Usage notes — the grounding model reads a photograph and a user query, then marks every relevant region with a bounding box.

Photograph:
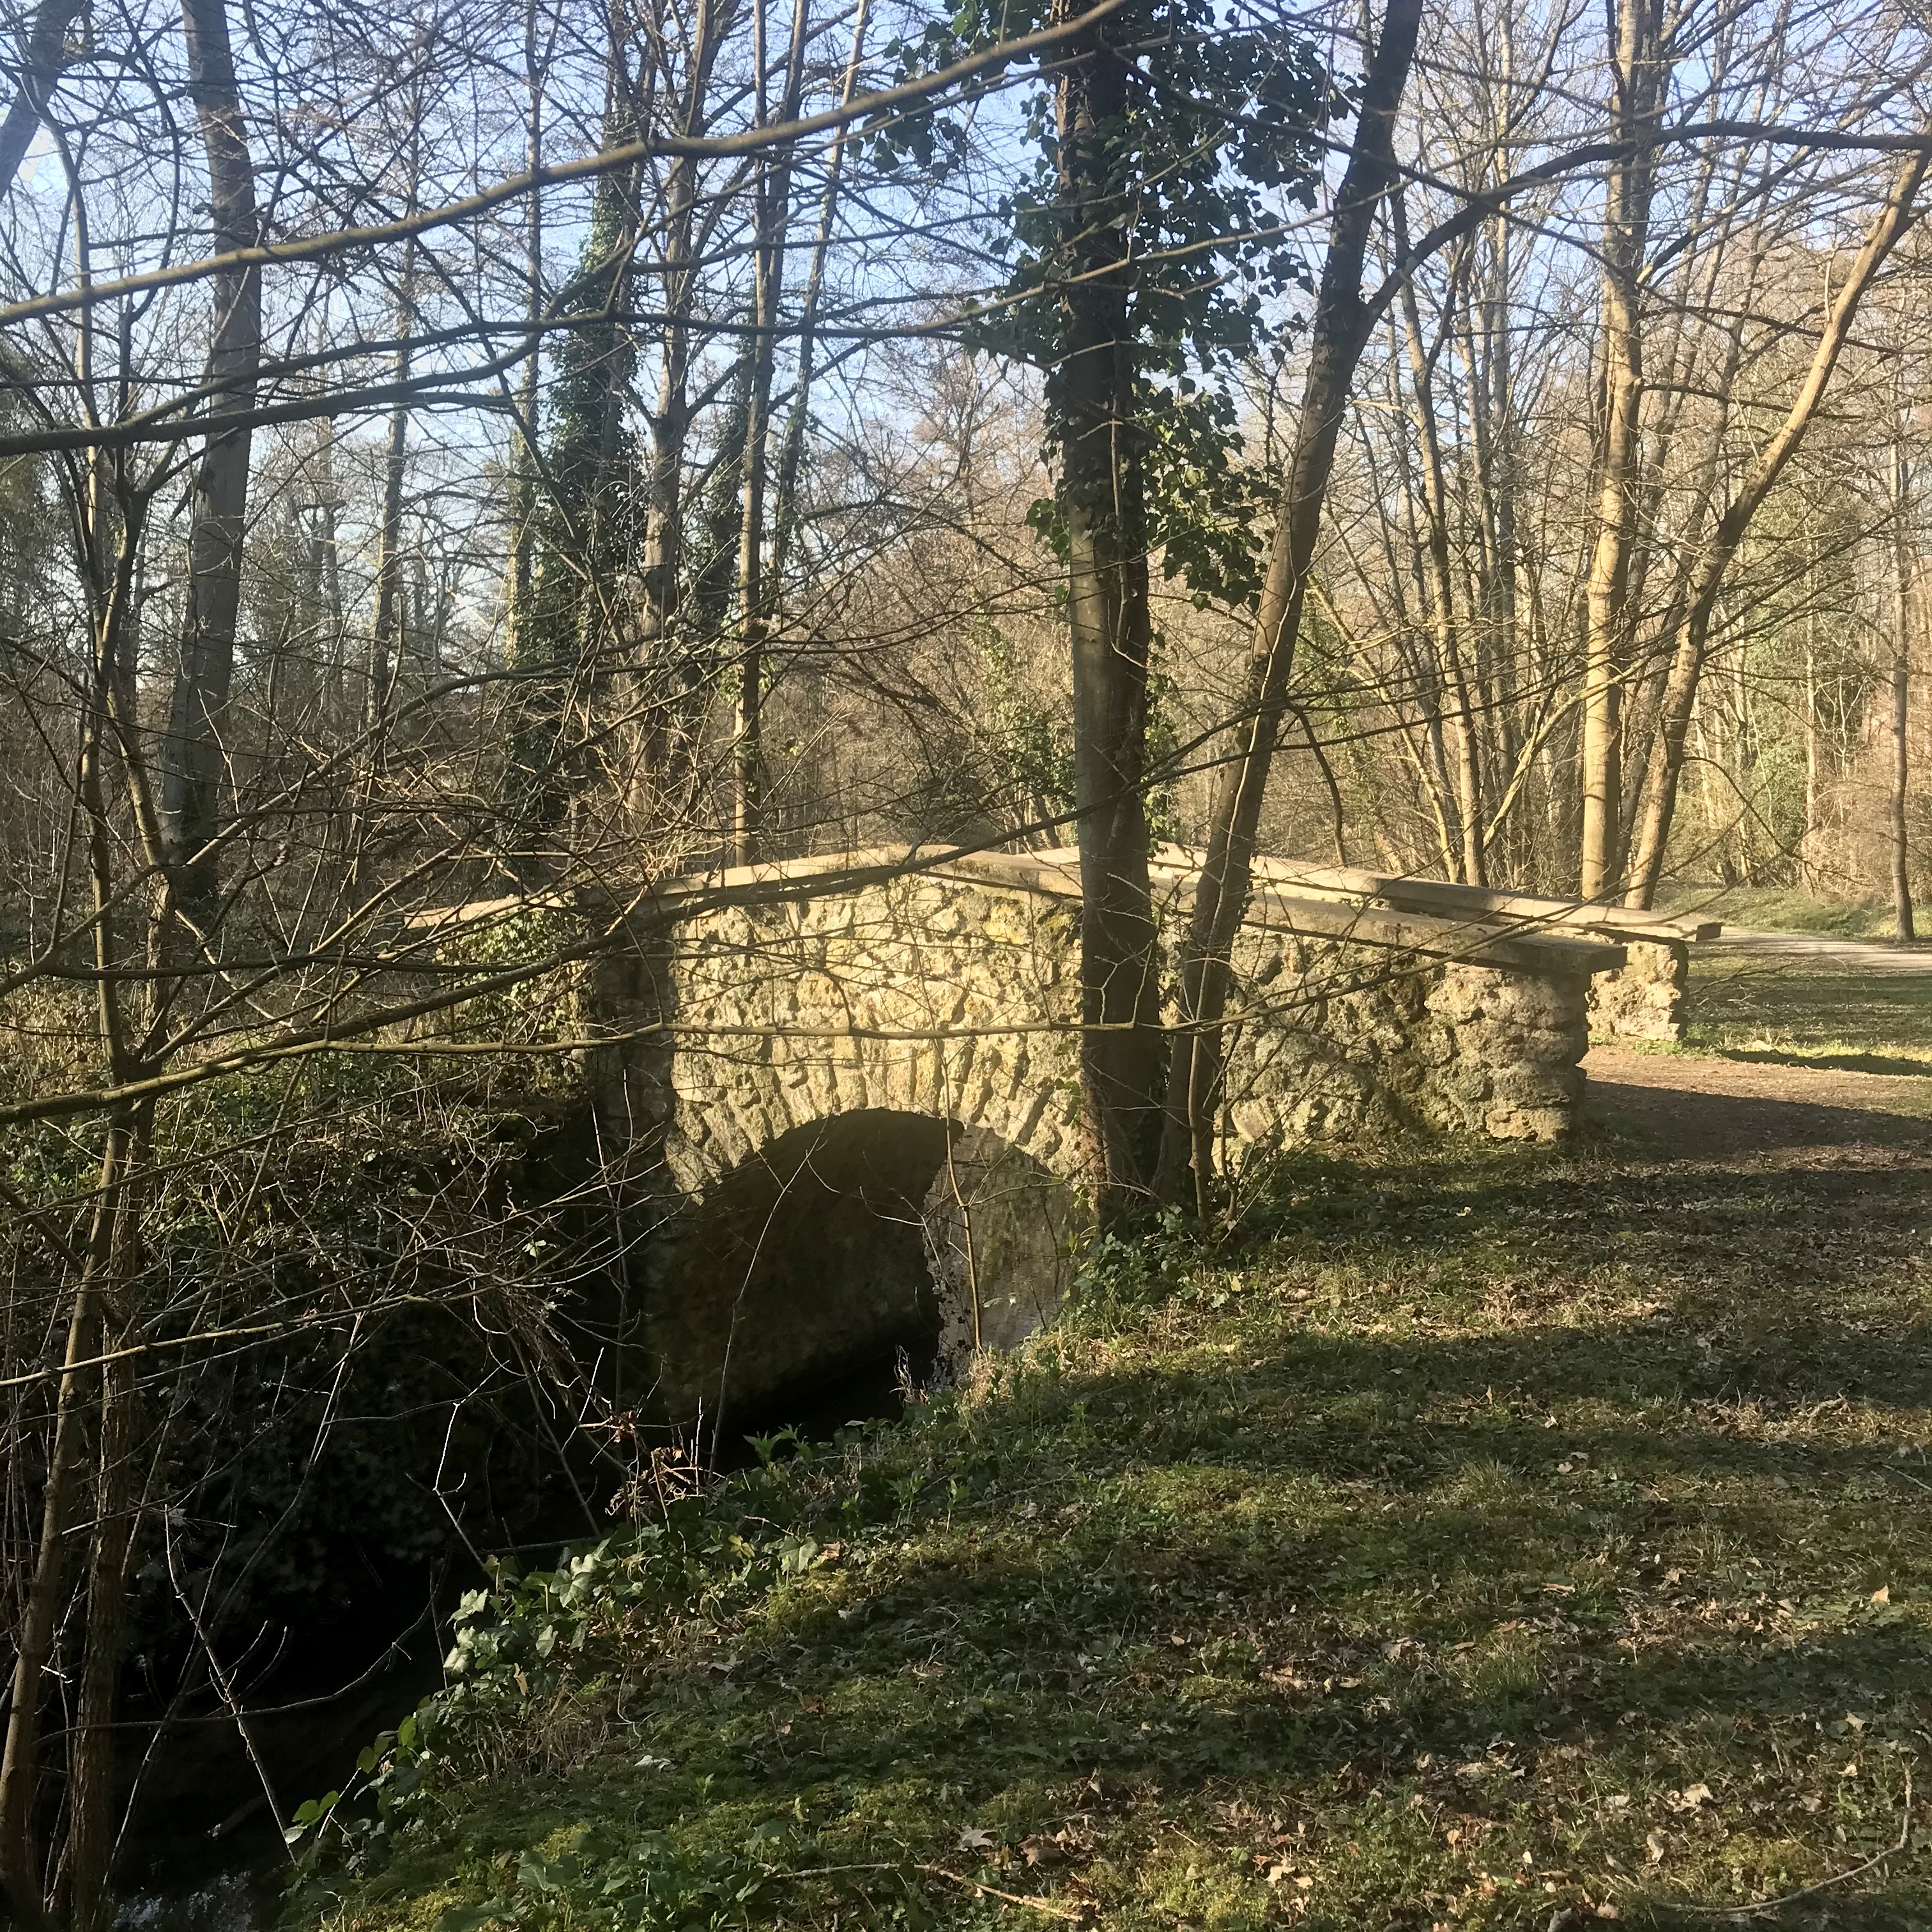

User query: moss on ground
[306,1132,1932,1932]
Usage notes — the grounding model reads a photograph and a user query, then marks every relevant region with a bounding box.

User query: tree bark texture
[1893,436,1915,942]
[1053,0,1164,1215]
[158,0,259,936]
[1155,0,1423,1210]
[1578,0,1664,901]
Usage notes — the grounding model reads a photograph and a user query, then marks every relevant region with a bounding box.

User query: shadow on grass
[1698,1046,1932,1080]
[375,1137,1932,1931]
[1687,969,1932,1057]
[1245,1129,1932,1254]
[1580,1071,1932,1151]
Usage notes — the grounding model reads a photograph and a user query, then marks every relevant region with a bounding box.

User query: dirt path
[1583,1039,1932,1161]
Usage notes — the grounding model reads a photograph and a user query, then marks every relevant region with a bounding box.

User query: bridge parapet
[588,847,1623,1200]
[1142,848,1715,1044]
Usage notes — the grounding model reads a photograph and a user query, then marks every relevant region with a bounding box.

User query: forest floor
[316,960,1932,1932]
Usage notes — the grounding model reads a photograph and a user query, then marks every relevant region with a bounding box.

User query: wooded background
[0,0,1928,1916]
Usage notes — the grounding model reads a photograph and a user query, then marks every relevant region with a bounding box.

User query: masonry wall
[1213,926,1588,1151]
[590,870,1595,1202]
[572,869,1597,1425]
[1587,940,1690,1043]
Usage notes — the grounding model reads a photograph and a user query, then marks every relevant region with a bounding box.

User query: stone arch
[638,1107,1076,1438]
[646,871,1089,1204]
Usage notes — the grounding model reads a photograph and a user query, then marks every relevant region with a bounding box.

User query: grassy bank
[1657,885,1899,941]
[305,1128,1932,1932]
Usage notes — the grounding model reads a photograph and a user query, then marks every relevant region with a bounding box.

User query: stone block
[1589,940,1689,1042]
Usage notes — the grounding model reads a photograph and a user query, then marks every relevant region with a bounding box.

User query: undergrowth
[297,1136,1932,1931]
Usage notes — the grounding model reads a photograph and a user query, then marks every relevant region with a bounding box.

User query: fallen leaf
[957,1827,995,1853]
[1841,1760,1860,1778]
[1595,1907,1622,1922]
[1644,1834,1666,1866]
[1871,1586,1891,1604]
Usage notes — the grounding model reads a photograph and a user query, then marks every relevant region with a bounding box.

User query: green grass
[310,1135,1932,1932]
[1682,960,1932,1075]
[1657,884,1901,941]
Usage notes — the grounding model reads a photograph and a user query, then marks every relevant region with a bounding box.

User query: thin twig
[769,1860,1089,1920]
[1680,1768,1912,1919]
[916,1864,1090,1921]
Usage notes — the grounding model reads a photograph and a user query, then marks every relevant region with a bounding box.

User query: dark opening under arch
[640,1110,1074,1448]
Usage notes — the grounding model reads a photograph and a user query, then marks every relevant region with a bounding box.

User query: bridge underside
[636,1110,1074,1436]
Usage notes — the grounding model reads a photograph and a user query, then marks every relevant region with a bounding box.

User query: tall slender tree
[1159,0,1423,1208]
[157,0,259,937]
[939,0,1328,1213]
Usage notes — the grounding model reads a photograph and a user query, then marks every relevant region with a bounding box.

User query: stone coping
[1143,847,1717,946]
[404,845,1639,976]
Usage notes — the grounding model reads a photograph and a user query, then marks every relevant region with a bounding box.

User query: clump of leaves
[438,1826,776,1931]
[872,0,1337,612]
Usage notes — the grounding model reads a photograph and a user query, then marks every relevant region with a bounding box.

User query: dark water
[110,1349,914,1930]
[111,1583,449,1929]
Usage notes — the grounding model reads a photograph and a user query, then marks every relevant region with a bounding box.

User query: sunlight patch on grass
[310,1135,1932,1931]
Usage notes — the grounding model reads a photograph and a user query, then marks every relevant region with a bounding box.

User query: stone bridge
[425,848,1713,1435]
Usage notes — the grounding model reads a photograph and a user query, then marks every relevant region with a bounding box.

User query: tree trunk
[1155,0,1423,1209]
[764,0,870,842]
[1893,435,1916,941]
[0,1105,140,1928]
[502,0,548,678]
[731,0,812,864]
[367,362,412,732]
[1623,143,1930,908]
[63,1313,139,1932]
[367,100,422,739]
[1578,0,1664,901]
[1392,199,1483,882]
[0,0,83,192]
[1802,525,1820,893]
[1053,0,1163,1215]
[0,477,150,1927]
[636,0,730,804]
[158,0,259,939]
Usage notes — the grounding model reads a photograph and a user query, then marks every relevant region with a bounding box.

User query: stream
[109,1349,915,1930]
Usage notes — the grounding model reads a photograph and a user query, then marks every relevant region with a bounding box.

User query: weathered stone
[1589,939,1689,1042]
[568,854,1602,1425]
